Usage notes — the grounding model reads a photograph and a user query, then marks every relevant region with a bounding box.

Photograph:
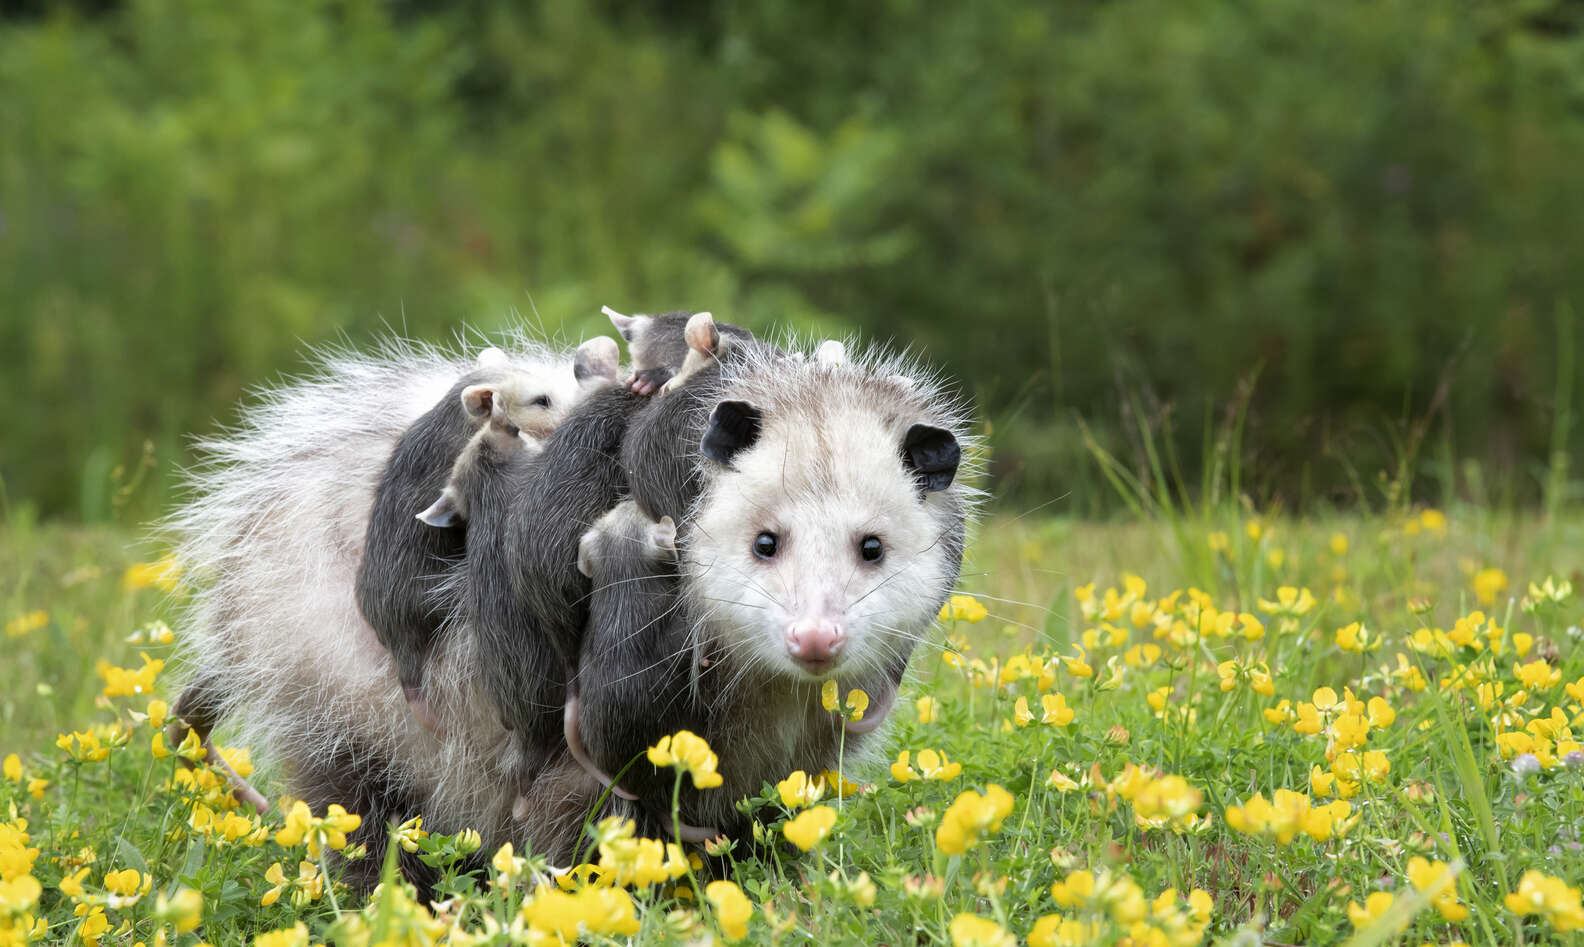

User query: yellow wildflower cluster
[1225,789,1355,844]
[519,883,640,943]
[783,805,838,851]
[1037,869,1212,947]
[1505,870,1584,932]
[3,611,47,639]
[0,818,46,945]
[274,801,361,858]
[936,784,1014,855]
[891,749,963,783]
[1101,765,1206,833]
[97,653,165,697]
[593,818,688,888]
[646,730,724,789]
[820,680,870,721]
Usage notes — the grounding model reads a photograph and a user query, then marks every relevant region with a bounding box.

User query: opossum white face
[687,395,961,681]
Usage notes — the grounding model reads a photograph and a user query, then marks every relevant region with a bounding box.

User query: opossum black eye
[530,395,551,408]
[752,531,779,560]
[859,535,884,563]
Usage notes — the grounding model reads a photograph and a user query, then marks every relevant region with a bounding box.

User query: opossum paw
[646,517,677,559]
[629,368,672,397]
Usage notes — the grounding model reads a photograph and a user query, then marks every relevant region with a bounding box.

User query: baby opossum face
[687,398,961,681]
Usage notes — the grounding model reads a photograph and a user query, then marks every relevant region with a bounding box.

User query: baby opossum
[604,308,753,396]
[356,338,619,726]
[567,501,698,811]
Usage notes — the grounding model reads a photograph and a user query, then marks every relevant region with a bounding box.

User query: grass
[3,507,1583,945]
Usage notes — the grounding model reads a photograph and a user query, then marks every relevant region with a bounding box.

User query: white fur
[164,332,585,840]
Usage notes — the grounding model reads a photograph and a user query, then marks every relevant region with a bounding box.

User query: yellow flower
[123,555,182,592]
[522,885,640,941]
[1407,857,1467,922]
[1047,769,1080,792]
[97,653,165,697]
[253,921,310,947]
[916,696,938,723]
[1347,891,1395,929]
[1505,870,1584,931]
[1041,693,1075,726]
[1473,567,1508,606]
[1335,622,1381,653]
[705,880,752,942]
[1061,648,1093,679]
[1329,532,1348,556]
[776,770,824,809]
[56,730,111,763]
[2,756,19,783]
[845,688,869,721]
[78,905,109,947]
[647,730,724,789]
[821,679,840,712]
[939,594,988,623]
[153,887,203,933]
[594,821,688,888]
[273,801,361,857]
[4,611,47,638]
[144,700,168,730]
[1515,659,1561,690]
[783,806,837,851]
[103,868,149,898]
[1004,695,1030,728]
[950,913,1016,947]
[936,785,1014,856]
[890,751,919,783]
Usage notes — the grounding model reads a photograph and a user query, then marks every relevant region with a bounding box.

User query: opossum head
[684,345,973,682]
[462,337,619,441]
[419,338,620,527]
[605,308,753,396]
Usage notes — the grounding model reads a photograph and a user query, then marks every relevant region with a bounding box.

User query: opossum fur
[164,332,593,887]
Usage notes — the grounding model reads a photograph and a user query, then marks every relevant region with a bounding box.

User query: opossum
[167,330,974,886]
[354,337,619,729]
[554,343,970,841]
[567,501,695,811]
[604,308,752,396]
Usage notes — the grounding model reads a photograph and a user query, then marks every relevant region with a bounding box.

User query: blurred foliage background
[2,0,1581,521]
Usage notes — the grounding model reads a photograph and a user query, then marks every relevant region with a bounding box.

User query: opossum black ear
[701,400,762,468]
[417,490,463,528]
[902,424,960,493]
[461,385,496,422]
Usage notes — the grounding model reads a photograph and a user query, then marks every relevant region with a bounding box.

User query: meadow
[2,505,1583,946]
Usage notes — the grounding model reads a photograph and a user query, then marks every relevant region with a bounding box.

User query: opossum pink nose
[786,619,845,671]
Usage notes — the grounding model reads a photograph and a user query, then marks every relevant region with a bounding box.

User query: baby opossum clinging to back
[354,337,621,730]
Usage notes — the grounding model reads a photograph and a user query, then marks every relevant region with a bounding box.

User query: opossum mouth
[791,655,840,677]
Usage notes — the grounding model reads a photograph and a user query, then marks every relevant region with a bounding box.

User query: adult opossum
[167,328,974,887]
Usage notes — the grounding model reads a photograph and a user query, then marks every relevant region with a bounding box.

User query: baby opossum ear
[574,336,621,387]
[902,423,961,493]
[684,312,721,356]
[700,400,763,468]
[602,306,648,342]
[645,516,678,561]
[576,526,600,579]
[475,347,509,371]
[461,385,496,422]
[417,488,464,528]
